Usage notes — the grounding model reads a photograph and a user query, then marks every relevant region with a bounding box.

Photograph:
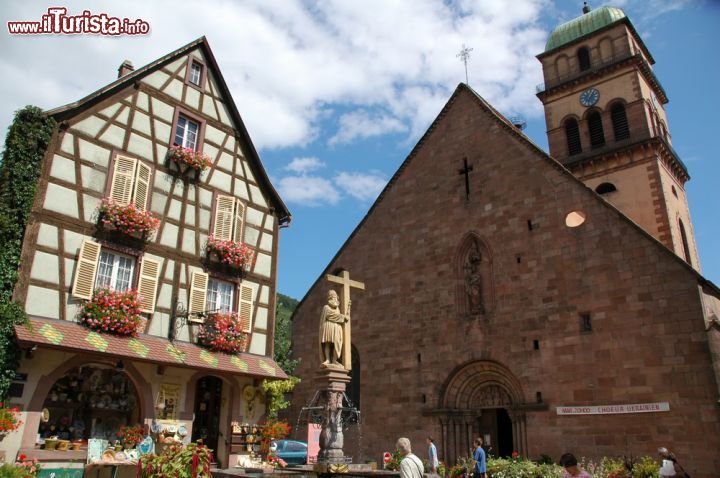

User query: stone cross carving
[458,158,474,200]
[324,270,365,370]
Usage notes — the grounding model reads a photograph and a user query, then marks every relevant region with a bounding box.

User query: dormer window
[175,115,200,150]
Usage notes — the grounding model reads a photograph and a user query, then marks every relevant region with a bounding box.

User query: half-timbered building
[4,37,290,469]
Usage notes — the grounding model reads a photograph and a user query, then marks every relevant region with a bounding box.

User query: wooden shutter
[137,257,161,313]
[233,200,245,242]
[213,195,235,240]
[188,271,209,316]
[238,283,255,334]
[71,240,101,300]
[109,155,137,205]
[133,162,152,212]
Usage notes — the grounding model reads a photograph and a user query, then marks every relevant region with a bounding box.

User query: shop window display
[38,365,140,443]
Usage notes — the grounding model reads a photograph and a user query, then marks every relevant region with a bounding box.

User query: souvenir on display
[138,436,154,455]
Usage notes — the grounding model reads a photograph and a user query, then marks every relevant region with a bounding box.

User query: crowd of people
[393,437,689,478]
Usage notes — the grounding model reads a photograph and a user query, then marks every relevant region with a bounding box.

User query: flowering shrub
[168,145,212,173]
[14,454,40,476]
[138,441,213,478]
[0,403,23,433]
[79,287,144,337]
[117,424,145,448]
[98,198,159,238]
[487,457,563,478]
[205,236,255,271]
[198,313,248,354]
[259,420,291,456]
[267,453,288,468]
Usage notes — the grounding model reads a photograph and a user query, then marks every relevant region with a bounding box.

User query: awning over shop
[14,317,287,380]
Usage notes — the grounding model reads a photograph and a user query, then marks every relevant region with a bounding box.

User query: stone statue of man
[319,290,350,367]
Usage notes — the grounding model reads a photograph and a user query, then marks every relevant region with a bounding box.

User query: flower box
[98,198,159,239]
[167,145,212,175]
[198,313,249,354]
[205,236,255,272]
[79,287,144,337]
[0,403,23,437]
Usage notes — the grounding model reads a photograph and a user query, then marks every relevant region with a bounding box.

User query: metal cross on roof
[457,44,474,85]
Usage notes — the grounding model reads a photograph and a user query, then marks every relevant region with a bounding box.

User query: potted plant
[197,313,248,354]
[97,198,159,239]
[167,145,212,175]
[79,287,145,337]
[205,235,255,272]
[0,403,23,440]
[258,420,290,458]
[117,424,145,450]
[14,454,41,476]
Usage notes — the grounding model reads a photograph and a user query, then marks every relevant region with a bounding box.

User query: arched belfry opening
[456,234,494,318]
[429,361,532,464]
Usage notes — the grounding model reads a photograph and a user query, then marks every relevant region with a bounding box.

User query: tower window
[611,103,630,141]
[577,47,591,72]
[595,182,617,195]
[587,111,605,149]
[679,219,692,266]
[565,118,582,156]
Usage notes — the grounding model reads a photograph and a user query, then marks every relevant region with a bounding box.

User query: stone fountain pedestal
[312,366,372,475]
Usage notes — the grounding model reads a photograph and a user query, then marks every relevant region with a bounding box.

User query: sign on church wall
[556,402,670,415]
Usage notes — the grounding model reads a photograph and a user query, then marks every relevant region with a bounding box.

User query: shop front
[5,317,286,473]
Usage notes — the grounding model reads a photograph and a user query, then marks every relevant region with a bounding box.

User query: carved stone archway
[431,361,530,463]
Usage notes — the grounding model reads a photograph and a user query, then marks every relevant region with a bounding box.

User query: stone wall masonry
[288,88,720,476]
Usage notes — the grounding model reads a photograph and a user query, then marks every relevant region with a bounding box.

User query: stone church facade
[288,7,720,476]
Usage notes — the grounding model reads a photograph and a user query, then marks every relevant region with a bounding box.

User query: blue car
[271,439,308,465]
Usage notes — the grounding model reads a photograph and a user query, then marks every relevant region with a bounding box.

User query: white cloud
[335,171,387,202]
[277,175,340,207]
[285,157,324,174]
[329,110,407,146]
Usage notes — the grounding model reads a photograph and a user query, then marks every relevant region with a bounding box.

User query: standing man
[427,437,439,473]
[318,290,350,367]
[559,453,592,478]
[396,437,424,478]
[472,438,487,478]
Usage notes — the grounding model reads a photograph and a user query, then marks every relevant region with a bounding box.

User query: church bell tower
[536,3,700,269]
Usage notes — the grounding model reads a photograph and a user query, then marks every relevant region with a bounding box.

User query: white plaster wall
[204,124,225,146]
[245,208,263,227]
[116,106,130,125]
[82,194,101,223]
[186,88,200,110]
[100,103,121,118]
[234,180,249,201]
[127,133,153,160]
[164,79,184,101]
[43,183,78,218]
[25,286,59,318]
[80,165,106,193]
[253,253,272,278]
[30,251,59,284]
[60,133,74,155]
[63,230,87,255]
[208,170,232,194]
[36,223,58,249]
[141,70,170,90]
[151,97,175,123]
[160,223,179,248]
[248,185,267,208]
[78,139,110,168]
[154,119,171,145]
[99,124,126,149]
[249,332,266,355]
[259,233,273,253]
[136,91,149,112]
[255,307,268,330]
[243,227,259,248]
[259,286,269,305]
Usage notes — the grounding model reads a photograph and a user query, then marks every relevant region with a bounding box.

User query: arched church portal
[437,361,528,463]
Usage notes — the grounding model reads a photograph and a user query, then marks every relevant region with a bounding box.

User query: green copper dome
[545,6,627,52]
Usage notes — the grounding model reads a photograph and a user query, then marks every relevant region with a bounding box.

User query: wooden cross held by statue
[325,270,365,370]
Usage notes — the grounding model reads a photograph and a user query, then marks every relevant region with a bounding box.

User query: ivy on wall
[0,106,56,399]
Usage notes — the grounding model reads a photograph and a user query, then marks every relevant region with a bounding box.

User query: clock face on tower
[579,88,600,107]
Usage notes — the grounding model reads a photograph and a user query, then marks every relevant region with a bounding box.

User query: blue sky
[1,1,717,300]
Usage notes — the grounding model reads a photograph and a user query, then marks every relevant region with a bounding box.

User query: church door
[476,408,514,458]
[191,376,223,460]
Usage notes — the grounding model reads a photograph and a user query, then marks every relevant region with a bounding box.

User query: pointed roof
[46,36,291,226]
[291,83,718,311]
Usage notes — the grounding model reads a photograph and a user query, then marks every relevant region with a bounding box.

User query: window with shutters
[565,118,582,156]
[96,250,135,291]
[72,239,161,314]
[587,111,605,149]
[610,103,630,141]
[107,154,152,211]
[206,279,234,314]
[212,195,246,242]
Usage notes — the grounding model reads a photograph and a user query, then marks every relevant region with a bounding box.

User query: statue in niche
[464,241,484,314]
[319,290,350,368]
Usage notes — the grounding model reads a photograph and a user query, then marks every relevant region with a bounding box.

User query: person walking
[396,437,424,478]
[472,437,487,478]
[658,447,690,478]
[427,437,439,473]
